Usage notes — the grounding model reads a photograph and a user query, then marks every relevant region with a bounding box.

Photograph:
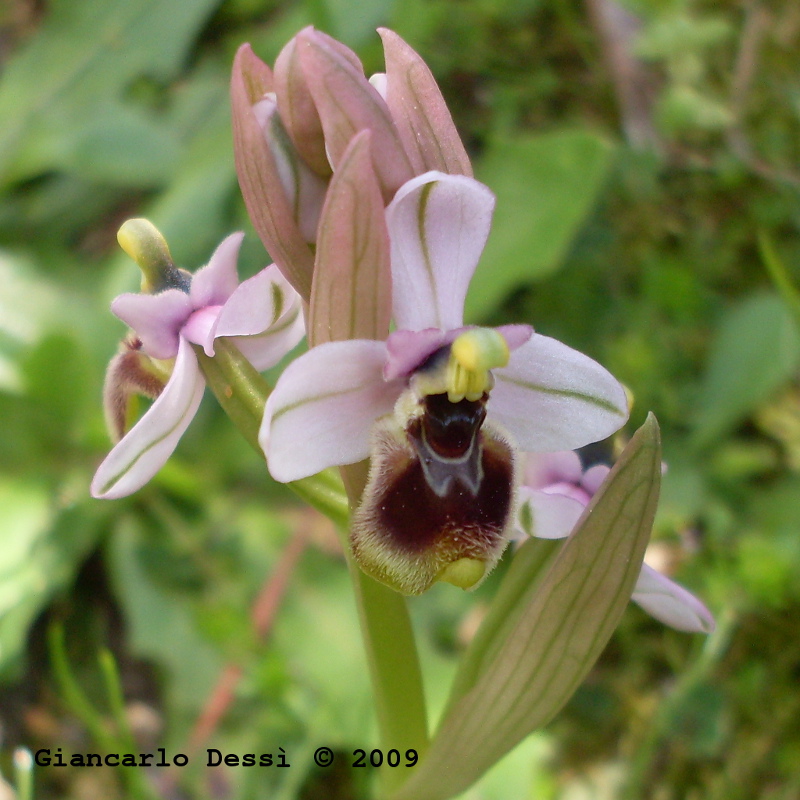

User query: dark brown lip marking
[351,388,515,594]
[373,433,513,556]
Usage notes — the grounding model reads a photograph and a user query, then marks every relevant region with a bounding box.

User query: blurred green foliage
[1,0,800,797]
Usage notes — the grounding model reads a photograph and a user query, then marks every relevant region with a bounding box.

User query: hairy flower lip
[350,413,516,595]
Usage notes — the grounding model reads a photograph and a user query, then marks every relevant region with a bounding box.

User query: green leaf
[691,291,800,448]
[466,130,615,319]
[0,0,222,188]
[0,485,101,678]
[105,519,223,715]
[391,415,662,800]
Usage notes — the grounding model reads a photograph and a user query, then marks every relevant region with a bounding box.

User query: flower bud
[273,34,332,177]
[252,93,328,243]
[378,28,473,177]
[295,28,414,201]
[231,44,315,300]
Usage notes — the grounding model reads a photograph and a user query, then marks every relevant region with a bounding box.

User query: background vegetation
[1,0,800,797]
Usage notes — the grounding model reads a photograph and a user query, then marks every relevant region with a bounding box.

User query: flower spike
[231,44,315,299]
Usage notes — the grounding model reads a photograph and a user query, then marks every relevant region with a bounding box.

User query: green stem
[195,338,268,453]
[196,340,349,525]
[49,627,158,800]
[339,463,429,795]
[348,558,429,778]
[196,339,429,794]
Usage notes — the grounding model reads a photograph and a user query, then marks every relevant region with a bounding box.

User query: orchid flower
[261,171,629,594]
[91,220,304,500]
[516,449,715,633]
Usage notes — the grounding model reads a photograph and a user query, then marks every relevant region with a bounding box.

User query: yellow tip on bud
[437,557,486,590]
[446,328,510,402]
[117,219,178,293]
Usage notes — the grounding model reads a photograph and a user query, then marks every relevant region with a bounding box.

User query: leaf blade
[392,414,661,800]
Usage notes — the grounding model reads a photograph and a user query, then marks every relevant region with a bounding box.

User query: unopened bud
[252,94,328,242]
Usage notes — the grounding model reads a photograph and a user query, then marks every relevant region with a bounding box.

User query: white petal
[232,304,306,371]
[213,264,301,340]
[91,338,205,499]
[212,265,305,369]
[491,334,629,452]
[189,232,244,308]
[516,486,585,540]
[386,171,495,331]
[369,72,388,99]
[632,564,715,633]
[261,340,402,481]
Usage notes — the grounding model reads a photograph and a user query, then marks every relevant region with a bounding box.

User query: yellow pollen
[437,558,486,590]
[446,328,510,403]
[117,219,175,293]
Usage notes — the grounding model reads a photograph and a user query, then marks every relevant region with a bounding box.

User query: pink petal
[632,564,716,633]
[308,131,392,345]
[496,323,534,351]
[91,338,205,499]
[516,486,585,540]
[111,290,193,360]
[296,28,413,200]
[181,306,222,354]
[213,264,305,370]
[231,44,315,299]
[582,463,611,495]
[387,172,495,331]
[523,450,584,490]
[490,333,629,452]
[189,232,244,308]
[273,33,332,177]
[214,264,302,340]
[253,95,328,242]
[384,328,449,380]
[261,340,402,482]
[541,481,593,506]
